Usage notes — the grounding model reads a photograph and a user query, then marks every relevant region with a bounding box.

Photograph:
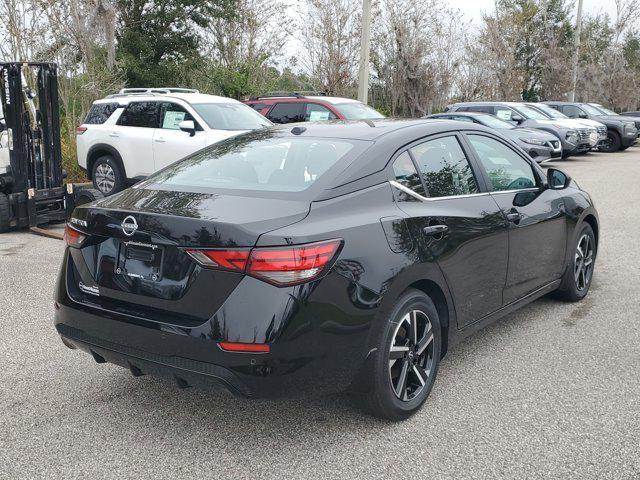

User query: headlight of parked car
[565,131,579,144]
[519,137,546,146]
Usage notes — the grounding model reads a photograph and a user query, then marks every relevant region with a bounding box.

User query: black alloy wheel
[553,222,596,302]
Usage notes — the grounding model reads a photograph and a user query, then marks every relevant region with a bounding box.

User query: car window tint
[159,102,199,130]
[392,151,426,197]
[410,136,479,198]
[117,102,159,128]
[267,103,305,124]
[562,105,583,118]
[470,106,495,114]
[468,135,537,191]
[85,103,119,124]
[304,103,337,121]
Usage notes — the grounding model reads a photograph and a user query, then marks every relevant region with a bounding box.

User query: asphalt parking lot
[1,148,639,480]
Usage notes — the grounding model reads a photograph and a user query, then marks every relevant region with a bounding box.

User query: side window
[452,116,474,123]
[159,102,200,130]
[266,103,305,124]
[562,105,583,118]
[471,106,495,114]
[392,151,426,197]
[247,102,267,111]
[116,102,160,128]
[495,108,513,121]
[304,103,337,121]
[468,135,537,191]
[410,136,479,198]
[84,103,119,124]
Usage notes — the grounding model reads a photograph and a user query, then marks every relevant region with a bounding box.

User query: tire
[74,188,104,207]
[92,155,125,196]
[0,192,10,233]
[362,289,442,420]
[599,130,621,153]
[553,223,596,302]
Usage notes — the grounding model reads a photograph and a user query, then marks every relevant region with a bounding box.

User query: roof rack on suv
[248,91,327,101]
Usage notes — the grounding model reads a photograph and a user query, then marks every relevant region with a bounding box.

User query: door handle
[154,138,166,143]
[506,211,523,223]
[422,224,448,236]
[109,132,119,138]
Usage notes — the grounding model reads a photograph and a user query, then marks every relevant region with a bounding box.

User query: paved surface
[1,148,639,479]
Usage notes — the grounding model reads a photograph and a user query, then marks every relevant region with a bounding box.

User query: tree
[116,0,234,87]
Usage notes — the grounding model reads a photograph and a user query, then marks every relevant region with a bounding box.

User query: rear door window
[467,134,537,191]
[84,103,119,124]
[117,102,160,128]
[562,105,584,118]
[267,103,305,124]
[410,136,479,198]
[392,151,426,197]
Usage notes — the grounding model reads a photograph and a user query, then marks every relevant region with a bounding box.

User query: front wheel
[553,223,596,302]
[363,289,441,420]
[599,130,621,153]
[92,156,125,196]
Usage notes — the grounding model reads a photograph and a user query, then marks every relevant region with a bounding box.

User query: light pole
[357,0,372,103]
[569,0,584,102]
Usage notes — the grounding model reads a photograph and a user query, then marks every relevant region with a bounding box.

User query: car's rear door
[465,133,567,304]
[114,101,160,177]
[391,133,509,329]
[266,103,305,124]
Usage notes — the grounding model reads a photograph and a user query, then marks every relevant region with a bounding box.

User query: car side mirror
[547,168,570,190]
[178,120,196,137]
[0,120,6,132]
[578,113,588,119]
[511,114,524,125]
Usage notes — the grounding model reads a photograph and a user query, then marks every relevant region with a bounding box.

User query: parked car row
[77,89,638,196]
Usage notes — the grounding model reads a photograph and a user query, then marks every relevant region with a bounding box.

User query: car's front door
[466,133,567,304]
[153,102,207,170]
[391,134,509,329]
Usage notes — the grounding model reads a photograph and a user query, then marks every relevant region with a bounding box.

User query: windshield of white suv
[192,103,272,131]
[476,115,515,129]
[580,104,605,116]
[146,131,367,194]
[532,104,567,119]
[334,102,385,120]
[514,105,549,120]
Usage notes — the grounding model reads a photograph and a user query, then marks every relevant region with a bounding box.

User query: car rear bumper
[54,251,376,398]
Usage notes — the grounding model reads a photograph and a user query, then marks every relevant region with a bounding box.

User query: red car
[243,93,385,124]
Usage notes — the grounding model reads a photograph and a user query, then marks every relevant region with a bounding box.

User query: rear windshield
[191,103,271,130]
[334,102,385,120]
[145,130,364,194]
[85,102,119,124]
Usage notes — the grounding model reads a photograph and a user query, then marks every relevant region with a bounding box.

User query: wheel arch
[86,144,126,181]
[406,279,451,359]
[582,213,599,249]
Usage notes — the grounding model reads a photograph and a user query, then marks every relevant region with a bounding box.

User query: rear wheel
[92,156,125,196]
[363,289,441,420]
[74,188,104,207]
[553,223,596,302]
[599,130,621,153]
[0,192,10,232]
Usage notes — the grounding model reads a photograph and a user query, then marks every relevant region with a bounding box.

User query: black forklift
[0,62,101,234]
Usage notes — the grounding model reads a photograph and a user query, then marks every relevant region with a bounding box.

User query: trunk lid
[66,187,310,325]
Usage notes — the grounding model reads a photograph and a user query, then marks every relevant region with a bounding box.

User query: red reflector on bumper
[218,342,270,353]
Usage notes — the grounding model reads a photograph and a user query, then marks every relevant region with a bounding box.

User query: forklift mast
[0,62,75,230]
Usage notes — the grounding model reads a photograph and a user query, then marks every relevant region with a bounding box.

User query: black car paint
[54,120,599,399]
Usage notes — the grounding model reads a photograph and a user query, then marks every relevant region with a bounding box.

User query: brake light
[247,239,342,286]
[218,342,270,353]
[185,249,250,272]
[186,239,342,286]
[76,126,87,135]
[63,224,86,248]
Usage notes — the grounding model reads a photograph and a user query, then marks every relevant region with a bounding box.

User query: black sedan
[426,112,562,162]
[55,120,599,420]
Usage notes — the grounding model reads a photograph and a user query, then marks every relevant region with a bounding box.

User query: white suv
[76,88,272,195]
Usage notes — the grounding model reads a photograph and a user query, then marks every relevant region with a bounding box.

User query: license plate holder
[116,241,163,282]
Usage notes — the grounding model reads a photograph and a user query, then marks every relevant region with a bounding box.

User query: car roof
[244,95,361,105]
[95,93,240,105]
[433,111,488,117]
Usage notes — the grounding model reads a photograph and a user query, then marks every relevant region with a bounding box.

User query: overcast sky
[447,0,618,23]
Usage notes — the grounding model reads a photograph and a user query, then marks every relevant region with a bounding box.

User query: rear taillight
[186,239,342,286]
[218,342,270,353]
[76,126,87,135]
[63,224,86,248]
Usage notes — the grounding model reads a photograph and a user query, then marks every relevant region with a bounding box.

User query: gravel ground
[1,148,639,479]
